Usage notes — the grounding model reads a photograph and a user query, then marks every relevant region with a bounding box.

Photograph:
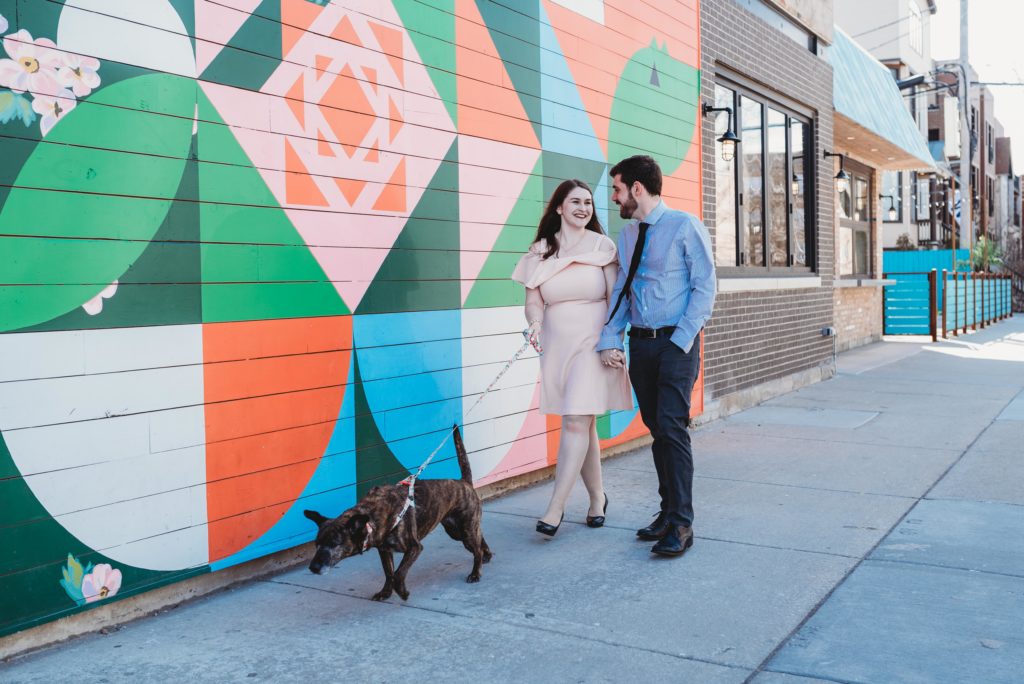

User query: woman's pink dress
[511,233,633,416]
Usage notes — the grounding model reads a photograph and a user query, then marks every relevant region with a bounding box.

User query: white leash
[390,330,536,531]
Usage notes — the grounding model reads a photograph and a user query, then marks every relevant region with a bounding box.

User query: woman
[511,179,632,537]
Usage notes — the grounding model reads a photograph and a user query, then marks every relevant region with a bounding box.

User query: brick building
[700,0,836,413]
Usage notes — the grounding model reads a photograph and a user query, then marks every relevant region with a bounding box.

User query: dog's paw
[466,573,481,583]
[395,585,410,601]
[483,553,493,564]
[371,589,392,601]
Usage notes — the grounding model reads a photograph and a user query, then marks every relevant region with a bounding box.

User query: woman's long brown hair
[533,179,604,259]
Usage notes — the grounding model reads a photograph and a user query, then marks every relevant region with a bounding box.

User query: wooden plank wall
[0,0,701,635]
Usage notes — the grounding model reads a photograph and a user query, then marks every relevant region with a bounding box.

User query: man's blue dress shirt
[598,201,716,354]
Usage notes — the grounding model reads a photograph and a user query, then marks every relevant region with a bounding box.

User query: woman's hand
[525,320,543,354]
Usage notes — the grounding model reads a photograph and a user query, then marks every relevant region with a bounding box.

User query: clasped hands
[525,320,543,354]
[600,349,626,369]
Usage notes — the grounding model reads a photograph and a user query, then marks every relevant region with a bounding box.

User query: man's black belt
[627,326,676,339]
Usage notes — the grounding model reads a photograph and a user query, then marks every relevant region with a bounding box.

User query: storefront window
[714,84,737,268]
[791,120,807,266]
[767,108,789,266]
[839,170,872,278]
[712,79,814,272]
[741,95,765,267]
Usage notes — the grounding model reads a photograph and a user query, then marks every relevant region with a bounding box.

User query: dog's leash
[390,330,536,531]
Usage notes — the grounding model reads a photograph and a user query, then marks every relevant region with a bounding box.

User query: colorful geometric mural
[0,0,701,636]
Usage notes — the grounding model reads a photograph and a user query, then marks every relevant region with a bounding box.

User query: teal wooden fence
[882,271,937,338]
[940,272,1013,336]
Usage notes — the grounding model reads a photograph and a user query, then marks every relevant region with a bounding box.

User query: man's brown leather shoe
[651,525,693,557]
[636,512,670,541]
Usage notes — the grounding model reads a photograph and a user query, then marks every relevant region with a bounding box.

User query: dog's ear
[345,513,370,531]
[304,509,328,526]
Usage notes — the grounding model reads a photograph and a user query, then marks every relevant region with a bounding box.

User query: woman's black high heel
[536,512,563,537]
[586,493,608,528]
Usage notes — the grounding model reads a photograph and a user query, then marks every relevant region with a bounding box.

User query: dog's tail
[452,423,473,483]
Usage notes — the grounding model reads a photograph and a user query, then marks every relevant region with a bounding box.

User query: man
[598,155,716,557]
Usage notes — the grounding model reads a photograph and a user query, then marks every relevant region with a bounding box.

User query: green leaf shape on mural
[0,90,35,126]
[0,74,195,332]
[608,42,700,176]
[58,554,89,606]
[196,89,348,321]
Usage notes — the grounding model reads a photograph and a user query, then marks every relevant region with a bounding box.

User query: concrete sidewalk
[4,318,1024,683]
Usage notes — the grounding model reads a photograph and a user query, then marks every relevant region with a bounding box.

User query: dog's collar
[362,521,375,552]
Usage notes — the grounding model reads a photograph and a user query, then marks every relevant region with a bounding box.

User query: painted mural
[0,0,701,636]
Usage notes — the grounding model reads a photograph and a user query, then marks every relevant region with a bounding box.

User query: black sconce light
[791,173,801,196]
[823,150,850,192]
[703,102,741,162]
[882,194,898,221]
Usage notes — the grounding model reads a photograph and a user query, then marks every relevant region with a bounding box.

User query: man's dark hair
[609,155,662,196]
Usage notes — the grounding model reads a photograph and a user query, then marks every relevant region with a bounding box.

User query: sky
[931,0,1024,163]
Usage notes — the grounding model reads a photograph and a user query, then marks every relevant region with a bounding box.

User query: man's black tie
[606,221,649,324]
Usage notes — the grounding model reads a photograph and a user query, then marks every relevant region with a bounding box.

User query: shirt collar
[638,200,667,227]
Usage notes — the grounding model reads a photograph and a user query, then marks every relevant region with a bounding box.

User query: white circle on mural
[58,0,196,78]
[0,325,208,571]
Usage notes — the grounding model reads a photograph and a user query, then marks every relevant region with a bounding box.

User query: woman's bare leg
[539,415,594,526]
[579,418,605,516]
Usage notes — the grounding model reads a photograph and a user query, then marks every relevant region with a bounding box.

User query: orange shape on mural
[335,177,367,205]
[372,158,406,212]
[369,21,404,83]
[388,97,403,143]
[315,54,333,78]
[285,138,328,206]
[455,0,538,148]
[203,316,352,563]
[317,131,334,156]
[331,13,361,47]
[321,65,375,158]
[285,75,305,128]
[365,143,379,162]
[281,0,326,56]
[363,66,378,94]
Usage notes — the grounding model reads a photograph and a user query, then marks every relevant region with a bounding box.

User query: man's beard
[618,193,638,219]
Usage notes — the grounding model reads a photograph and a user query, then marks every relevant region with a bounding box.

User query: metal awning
[827,27,937,172]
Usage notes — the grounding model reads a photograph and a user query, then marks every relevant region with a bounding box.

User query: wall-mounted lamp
[791,173,801,196]
[703,102,741,162]
[882,194,898,221]
[823,150,850,192]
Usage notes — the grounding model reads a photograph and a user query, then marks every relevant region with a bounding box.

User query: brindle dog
[304,425,492,601]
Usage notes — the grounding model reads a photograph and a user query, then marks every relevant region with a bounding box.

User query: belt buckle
[637,327,655,339]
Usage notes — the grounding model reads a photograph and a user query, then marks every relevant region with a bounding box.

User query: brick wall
[834,287,883,351]
[700,0,836,400]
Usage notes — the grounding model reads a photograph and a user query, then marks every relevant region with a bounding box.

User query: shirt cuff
[670,327,697,353]
[597,331,624,352]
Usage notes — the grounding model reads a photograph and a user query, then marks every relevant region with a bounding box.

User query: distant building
[835,0,946,250]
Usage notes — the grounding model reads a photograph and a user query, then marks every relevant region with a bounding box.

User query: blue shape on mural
[210,361,358,570]
[538,4,604,163]
[354,310,463,481]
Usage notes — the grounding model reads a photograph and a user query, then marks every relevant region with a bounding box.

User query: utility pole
[959,0,972,252]
[979,91,987,243]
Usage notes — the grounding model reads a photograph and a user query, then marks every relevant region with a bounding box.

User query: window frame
[838,159,873,279]
[712,76,816,277]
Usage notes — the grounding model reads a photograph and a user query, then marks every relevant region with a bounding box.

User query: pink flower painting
[81,563,122,603]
